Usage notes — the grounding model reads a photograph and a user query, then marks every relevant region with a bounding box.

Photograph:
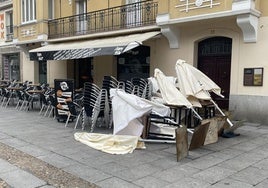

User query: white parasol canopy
[110,88,171,136]
[154,68,192,108]
[175,59,233,127]
[154,68,202,121]
[175,59,224,100]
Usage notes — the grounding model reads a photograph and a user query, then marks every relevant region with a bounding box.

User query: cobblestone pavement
[0,107,268,188]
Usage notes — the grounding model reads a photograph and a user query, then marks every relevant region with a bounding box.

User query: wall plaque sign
[243,68,263,86]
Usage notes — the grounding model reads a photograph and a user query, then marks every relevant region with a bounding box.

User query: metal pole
[210,99,233,127]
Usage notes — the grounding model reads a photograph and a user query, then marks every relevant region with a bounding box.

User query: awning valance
[29,31,160,61]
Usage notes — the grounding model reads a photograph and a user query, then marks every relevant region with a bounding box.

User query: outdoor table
[0,80,10,83]
[29,83,40,87]
[165,104,193,127]
[0,84,8,88]
[27,90,44,94]
[6,87,23,91]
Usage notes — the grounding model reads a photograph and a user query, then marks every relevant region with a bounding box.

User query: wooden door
[198,37,232,110]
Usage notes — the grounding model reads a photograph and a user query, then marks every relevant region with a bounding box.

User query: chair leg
[15,100,21,109]
[74,112,82,129]
[48,107,56,119]
[19,100,26,111]
[5,97,11,108]
[39,105,46,115]
[1,97,7,107]
[44,105,50,117]
[24,101,30,111]
[65,113,71,127]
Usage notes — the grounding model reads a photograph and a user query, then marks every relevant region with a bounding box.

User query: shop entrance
[198,37,232,110]
[74,57,93,88]
[39,61,47,84]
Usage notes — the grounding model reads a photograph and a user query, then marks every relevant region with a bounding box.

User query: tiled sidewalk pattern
[0,107,268,187]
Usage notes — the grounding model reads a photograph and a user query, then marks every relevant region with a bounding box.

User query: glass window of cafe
[117,45,150,81]
[2,53,20,81]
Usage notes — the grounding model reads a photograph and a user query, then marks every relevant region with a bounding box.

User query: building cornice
[157,8,261,26]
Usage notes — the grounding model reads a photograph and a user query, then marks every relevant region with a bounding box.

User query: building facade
[0,0,21,81]
[8,0,268,124]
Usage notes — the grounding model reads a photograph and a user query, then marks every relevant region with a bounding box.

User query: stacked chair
[74,82,110,132]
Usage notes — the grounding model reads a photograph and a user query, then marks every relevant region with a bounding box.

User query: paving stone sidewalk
[0,107,268,187]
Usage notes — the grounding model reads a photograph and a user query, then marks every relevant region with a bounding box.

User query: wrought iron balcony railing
[48,0,158,39]
[5,25,13,41]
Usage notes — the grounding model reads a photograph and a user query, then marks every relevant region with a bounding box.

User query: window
[2,54,20,81]
[48,0,54,20]
[21,0,36,23]
[5,11,13,40]
[117,45,150,81]
[76,0,87,33]
[126,0,141,27]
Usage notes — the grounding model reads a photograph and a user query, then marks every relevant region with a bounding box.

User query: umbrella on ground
[110,88,171,136]
[154,68,202,122]
[175,59,233,127]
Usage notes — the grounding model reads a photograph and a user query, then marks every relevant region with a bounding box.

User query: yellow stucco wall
[22,53,35,82]
[156,0,169,14]
[259,0,268,16]
[13,0,49,42]
[236,16,268,96]
[151,15,268,97]
[168,0,232,19]
[47,60,68,87]
[87,0,126,11]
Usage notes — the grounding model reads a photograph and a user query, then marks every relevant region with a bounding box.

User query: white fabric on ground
[74,132,144,154]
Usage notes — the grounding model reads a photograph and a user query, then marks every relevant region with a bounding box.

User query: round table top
[6,87,22,90]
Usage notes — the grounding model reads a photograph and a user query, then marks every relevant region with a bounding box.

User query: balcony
[48,0,158,39]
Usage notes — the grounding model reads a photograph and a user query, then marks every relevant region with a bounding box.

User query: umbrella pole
[210,99,233,127]
[191,107,202,121]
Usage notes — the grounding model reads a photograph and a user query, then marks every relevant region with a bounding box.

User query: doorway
[198,37,232,110]
[39,60,47,84]
[74,58,93,88]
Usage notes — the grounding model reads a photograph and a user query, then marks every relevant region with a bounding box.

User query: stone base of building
[229,95,268,124]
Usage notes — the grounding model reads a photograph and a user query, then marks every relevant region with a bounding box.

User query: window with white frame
[21,0,36,23]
